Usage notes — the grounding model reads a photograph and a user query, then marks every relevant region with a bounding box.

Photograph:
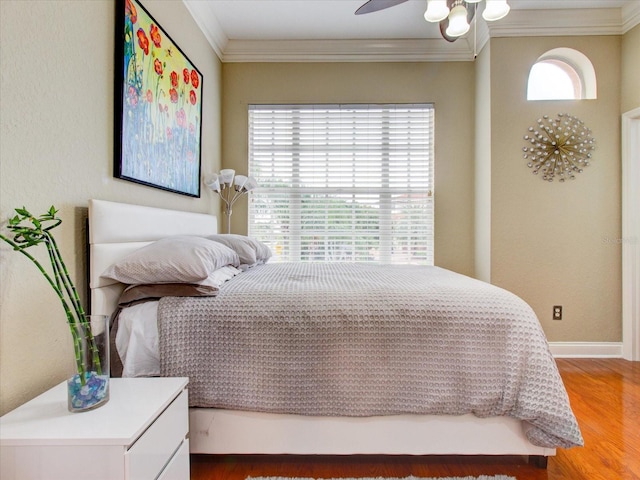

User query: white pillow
[101,236,239,285]
[199,265,242,287]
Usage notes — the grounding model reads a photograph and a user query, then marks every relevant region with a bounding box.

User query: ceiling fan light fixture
[482,0,510,22]
[445,3,470,37]
[357,0,510,43]
[424,0,450,23]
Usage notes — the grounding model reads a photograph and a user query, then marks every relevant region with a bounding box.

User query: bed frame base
[189,408,554,462]
[529,454,549,468]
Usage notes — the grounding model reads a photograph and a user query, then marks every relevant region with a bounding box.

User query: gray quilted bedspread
[157,263,583,449]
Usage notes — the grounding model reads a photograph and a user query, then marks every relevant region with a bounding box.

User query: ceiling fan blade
[355,0,410,15]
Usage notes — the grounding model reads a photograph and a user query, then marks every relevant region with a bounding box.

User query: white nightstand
[0,377,189,480]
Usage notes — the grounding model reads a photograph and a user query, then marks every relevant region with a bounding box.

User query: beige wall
[0,0,222,415]
[221,62,476,276]
[489,36,622,342]
[622,23,640,113]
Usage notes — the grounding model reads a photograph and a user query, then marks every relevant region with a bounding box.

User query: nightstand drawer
[126,389,188,479]
[158,439,190,480]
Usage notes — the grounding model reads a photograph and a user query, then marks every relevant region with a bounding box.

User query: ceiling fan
[355,0,510,43]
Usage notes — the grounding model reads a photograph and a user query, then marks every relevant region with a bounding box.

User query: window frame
[247,103,435,265]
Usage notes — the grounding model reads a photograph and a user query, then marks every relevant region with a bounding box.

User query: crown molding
[622,1,640,33]
[183,0,228,59]
[488,8,633,37]
[221,38,476,63]
[183,1,640,63]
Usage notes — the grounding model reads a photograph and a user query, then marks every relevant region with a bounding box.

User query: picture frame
[114,0,203,197]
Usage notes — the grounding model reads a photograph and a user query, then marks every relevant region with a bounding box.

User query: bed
[88,199,582,465]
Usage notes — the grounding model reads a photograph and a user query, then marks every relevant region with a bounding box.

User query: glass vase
[67,315,110,412]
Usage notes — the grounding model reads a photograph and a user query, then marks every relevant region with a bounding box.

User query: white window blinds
[248,104,434,264]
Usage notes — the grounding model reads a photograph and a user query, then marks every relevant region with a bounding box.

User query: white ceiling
[183,0,640,62]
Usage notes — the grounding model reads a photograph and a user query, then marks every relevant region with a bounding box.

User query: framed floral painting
[115,0,203,197]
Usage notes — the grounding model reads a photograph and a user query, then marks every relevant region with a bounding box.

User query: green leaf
[15,207,30,217]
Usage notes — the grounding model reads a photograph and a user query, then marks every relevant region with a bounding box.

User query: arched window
[527,48,597,101]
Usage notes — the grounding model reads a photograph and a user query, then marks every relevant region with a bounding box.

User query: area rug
[247,476,516,480]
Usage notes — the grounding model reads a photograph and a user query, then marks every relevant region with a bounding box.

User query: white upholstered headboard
[88,199,217,316]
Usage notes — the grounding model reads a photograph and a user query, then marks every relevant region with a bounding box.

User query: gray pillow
[249,237,272,263]
[207,234,272,268]
[101,236,240,285]
[207,234,257,266]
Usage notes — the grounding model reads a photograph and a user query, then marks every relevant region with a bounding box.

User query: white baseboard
[549,342,623,358]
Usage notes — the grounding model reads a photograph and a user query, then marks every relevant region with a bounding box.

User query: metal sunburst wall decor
[522,113,596,182]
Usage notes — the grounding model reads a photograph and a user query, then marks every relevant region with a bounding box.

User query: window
[527,48,597,101]
[528,60,581,100]
[248,104,434,265]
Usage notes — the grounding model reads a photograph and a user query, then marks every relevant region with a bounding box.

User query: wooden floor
[190,359,640,480]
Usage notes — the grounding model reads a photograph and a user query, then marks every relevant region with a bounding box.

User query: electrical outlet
[553,305,563,320]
